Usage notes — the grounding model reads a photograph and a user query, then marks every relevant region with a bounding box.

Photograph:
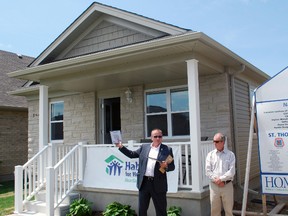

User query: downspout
[228,64,259,195]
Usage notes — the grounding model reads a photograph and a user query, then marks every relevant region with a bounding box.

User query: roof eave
[8,31,270,81]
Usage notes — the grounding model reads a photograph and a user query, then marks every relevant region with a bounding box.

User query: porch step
[25,200,70,216]
[24,191,80,216]
[36,190,80,204]
[8,212,47,216]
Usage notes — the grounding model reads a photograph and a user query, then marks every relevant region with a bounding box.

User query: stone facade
[26,76,233,157]
[27,92,97,157]
[199,73,232,144]
[120,85,144,142]
[63,92,96,144]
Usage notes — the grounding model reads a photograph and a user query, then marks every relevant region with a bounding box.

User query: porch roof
[8,31,269,94]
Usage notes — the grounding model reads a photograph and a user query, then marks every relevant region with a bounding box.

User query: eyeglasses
[213,140,222,143]
[153,136,163,139]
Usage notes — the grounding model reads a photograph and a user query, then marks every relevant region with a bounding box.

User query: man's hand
[160,161,168,169]
[115,142,123,148]
[213,177,225,187]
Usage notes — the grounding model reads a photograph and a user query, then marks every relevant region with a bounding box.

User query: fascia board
[8,32,202,79]
[92,3,188,35]
[198,33,270,79]
[30,7,97,67]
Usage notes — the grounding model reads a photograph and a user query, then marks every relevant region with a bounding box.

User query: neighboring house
[8,2,269,215]
[0,50,34,182]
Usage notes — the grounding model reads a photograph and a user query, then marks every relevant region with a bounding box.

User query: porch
[14,140,214,216]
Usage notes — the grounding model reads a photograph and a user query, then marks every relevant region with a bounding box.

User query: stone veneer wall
[63,92,96,144]
[120,85,144,143]
[199,73,232,144]
[27,92,96,158]
[0,109,28,181]
[28,100,40,158]
[26,75,233,157]
[119,77,233,144]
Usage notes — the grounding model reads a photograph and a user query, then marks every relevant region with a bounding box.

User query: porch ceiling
[9,32,268,93]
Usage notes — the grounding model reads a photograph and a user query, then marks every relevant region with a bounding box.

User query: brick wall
[0,109,28,181]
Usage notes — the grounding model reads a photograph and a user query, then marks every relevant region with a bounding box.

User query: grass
[0,180,14,216]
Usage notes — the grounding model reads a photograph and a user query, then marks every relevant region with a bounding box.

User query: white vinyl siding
[233,78,259,184]
[64,21,154,59]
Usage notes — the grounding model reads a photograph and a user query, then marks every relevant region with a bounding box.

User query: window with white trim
[145,86,189,138]
[50,101,64,141]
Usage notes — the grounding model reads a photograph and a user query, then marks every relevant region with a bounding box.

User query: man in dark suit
[115,128,175,216]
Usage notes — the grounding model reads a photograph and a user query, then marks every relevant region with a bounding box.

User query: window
[145,87,189,138]
[50,102,64,141]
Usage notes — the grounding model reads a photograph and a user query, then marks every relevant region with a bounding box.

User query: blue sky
[1,0,287,77]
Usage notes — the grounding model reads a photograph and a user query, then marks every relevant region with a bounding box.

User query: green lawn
[0,181,14,216]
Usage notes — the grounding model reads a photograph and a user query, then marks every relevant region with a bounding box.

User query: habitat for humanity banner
[83,145,180,193]
[256,99,288,194]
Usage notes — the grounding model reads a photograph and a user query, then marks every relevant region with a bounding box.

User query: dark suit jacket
[119,143,175,193]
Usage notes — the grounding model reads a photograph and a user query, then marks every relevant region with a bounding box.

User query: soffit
[9,32,269,92]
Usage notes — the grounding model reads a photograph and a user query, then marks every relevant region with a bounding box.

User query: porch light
[125,88,133,103]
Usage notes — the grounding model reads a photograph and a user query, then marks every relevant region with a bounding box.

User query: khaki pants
[209,182,233,216]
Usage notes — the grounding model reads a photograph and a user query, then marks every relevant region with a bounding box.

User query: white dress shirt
[145,144,160,177]
[205,148,236,182]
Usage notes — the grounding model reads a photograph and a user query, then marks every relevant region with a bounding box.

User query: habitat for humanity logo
[105,155,123,176]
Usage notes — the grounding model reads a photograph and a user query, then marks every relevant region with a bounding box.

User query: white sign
[83,145,180,193]
[256,100,288,173]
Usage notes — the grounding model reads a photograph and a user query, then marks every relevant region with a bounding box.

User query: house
[0,50,34,182]
[8,2,269,215]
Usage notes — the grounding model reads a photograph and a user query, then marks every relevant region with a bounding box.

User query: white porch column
[39,85,48,149]
[186,59,203,192]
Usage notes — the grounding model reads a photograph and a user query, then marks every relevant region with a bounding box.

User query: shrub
[67,197,92,216]
[167,206,182,216]
[103,201,136,216]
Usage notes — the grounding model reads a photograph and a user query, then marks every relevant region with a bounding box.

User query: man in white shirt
[205,133,236,216]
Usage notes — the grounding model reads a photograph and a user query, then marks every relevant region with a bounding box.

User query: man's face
[151,130,163,147]
[213,135,224,151]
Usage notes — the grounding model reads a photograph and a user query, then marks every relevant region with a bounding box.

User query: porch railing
[175,141,214,189]
[14,140,214,215]
[46,143,83,215]
[14,143,75,214]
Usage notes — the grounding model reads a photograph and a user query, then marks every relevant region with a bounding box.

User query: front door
[101,97,121,144]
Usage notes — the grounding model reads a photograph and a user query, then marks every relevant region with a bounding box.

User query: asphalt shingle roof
[0,50,34,108]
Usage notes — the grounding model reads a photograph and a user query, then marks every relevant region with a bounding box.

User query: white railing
[15,145,49,213]
[46,143,83,216]
[14,143,75,214]
[15,140,214,215]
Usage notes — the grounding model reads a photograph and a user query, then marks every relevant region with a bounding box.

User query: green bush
[103,201,136,216]
[67,197,92,216]
[167,206,182,216]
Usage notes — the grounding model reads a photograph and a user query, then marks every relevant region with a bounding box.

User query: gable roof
[31,2,190,67]
[0,50,34,109]
[8,2,269,94]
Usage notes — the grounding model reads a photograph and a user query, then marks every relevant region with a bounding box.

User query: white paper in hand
[110,130,122,144]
